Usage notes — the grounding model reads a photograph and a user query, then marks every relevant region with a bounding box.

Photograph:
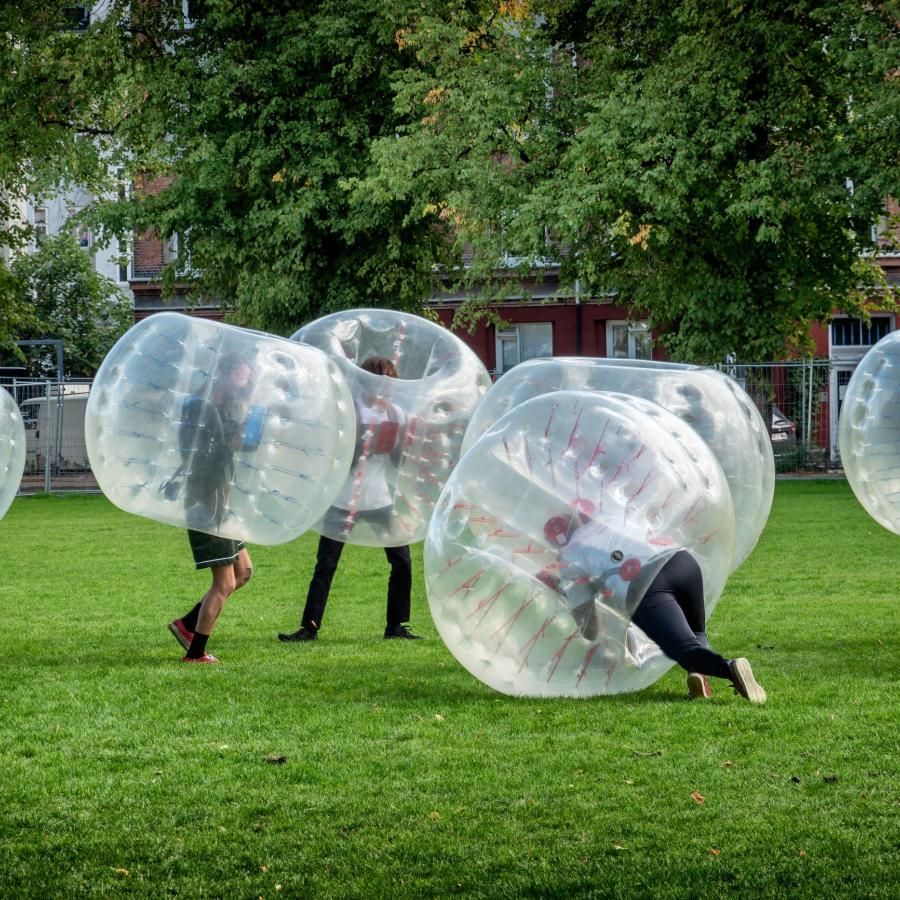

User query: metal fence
[4,378,99,494]
[716,359,843,474]
[3,359,847,495]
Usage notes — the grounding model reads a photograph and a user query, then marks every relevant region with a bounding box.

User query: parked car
[770,404,797,450]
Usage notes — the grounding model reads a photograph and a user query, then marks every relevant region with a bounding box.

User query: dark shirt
[180,395,245,529]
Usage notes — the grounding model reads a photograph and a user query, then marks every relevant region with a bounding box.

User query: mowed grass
[0,481,897,899]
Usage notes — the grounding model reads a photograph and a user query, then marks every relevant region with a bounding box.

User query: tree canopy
[2,1,898,360]
[93,0,453,335]
[10,233,133,378]
[367,0,900,361]
[0,0,150,357]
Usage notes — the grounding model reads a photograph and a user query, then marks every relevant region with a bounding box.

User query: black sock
[181,603,202,632]
[187,632,210,659]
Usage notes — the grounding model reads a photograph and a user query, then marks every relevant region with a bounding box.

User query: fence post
[42,381,51,493]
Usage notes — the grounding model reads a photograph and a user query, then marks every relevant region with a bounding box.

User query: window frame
[494,322,554,374]
[606,319,652,360]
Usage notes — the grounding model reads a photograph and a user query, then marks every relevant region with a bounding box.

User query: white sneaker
[728,658,766,704]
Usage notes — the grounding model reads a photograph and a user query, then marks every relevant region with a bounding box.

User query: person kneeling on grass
[542,513,767,703]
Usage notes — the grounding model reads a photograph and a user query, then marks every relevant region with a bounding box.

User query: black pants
[630,551,731,679]
[300,535,412,632]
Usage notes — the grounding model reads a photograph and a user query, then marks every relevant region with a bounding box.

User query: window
[33,208,47,244]
[61,6,90,31]
[66,206,92,251]
[831,316,892,348]
[607,321,652,360]
[495,323,553,374]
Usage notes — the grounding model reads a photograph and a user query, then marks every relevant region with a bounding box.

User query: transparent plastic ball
[85,312,356,544]
[291,309,492,547]
[0,387,25,520]
[839,331,900,535]
[463,357,773,568]
[426,390,735,697]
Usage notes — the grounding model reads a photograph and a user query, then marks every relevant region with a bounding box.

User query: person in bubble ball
[168,351,256,664]
[540,506,766,703]
[278,356,421,643]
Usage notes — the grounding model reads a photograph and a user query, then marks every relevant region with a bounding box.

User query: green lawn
[0,481,897,898]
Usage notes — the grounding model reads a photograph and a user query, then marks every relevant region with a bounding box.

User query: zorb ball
[0,387,25,519]
[839,331,900,535]
[426,390,735,697]
[292,309,491,547]
[85,312,356,544]
[463,357,773,569]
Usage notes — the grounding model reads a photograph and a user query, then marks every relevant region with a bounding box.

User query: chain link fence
[4,359,847,495]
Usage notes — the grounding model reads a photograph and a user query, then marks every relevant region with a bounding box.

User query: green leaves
[375,0,899,361]
[10,233,132,377]
[2,1,896,355]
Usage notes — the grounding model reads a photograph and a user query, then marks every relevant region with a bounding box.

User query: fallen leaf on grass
[708,848,721,856]
[632,750,662,758]
[690,791,705,805]
[823,774,839,783]
[260,865,269,873]
[429,811,441,821]
[624,779,634,785]
[721,760,734,768]
[111,868,130,877]
[434,714,445,721]
[264,754,288,765]
[612,843,627,851]
[799,849,807,857]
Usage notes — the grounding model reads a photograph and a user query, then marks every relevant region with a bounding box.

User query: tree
[367,0,900,361]
[0,1,150,355]
[91,0,455,335]
[10,233,133,377]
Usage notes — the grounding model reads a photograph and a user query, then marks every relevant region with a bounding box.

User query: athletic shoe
[384,624,423,640]
[181,653,219,664]
[728,658,766,704]
[278,627,318,642]
[687,672,712,700]
[168,618,194,651]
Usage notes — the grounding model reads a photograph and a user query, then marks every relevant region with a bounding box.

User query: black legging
[630,551,731,679]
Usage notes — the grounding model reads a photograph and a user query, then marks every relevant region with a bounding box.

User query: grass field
[0,480,897,898]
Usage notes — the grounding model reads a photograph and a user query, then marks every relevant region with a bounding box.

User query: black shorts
[187,529,246,569]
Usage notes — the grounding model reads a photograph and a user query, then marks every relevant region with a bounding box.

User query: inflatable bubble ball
[0,387,25,520]
[463,357,773,569]
[839,330,900,535]
[85,312,356,545]
[426,390,735,698]
[291,309,492,547]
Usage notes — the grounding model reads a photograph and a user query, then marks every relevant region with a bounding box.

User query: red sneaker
[168,618,194,651]
[687,672,712,700]
[181,653,219,664]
